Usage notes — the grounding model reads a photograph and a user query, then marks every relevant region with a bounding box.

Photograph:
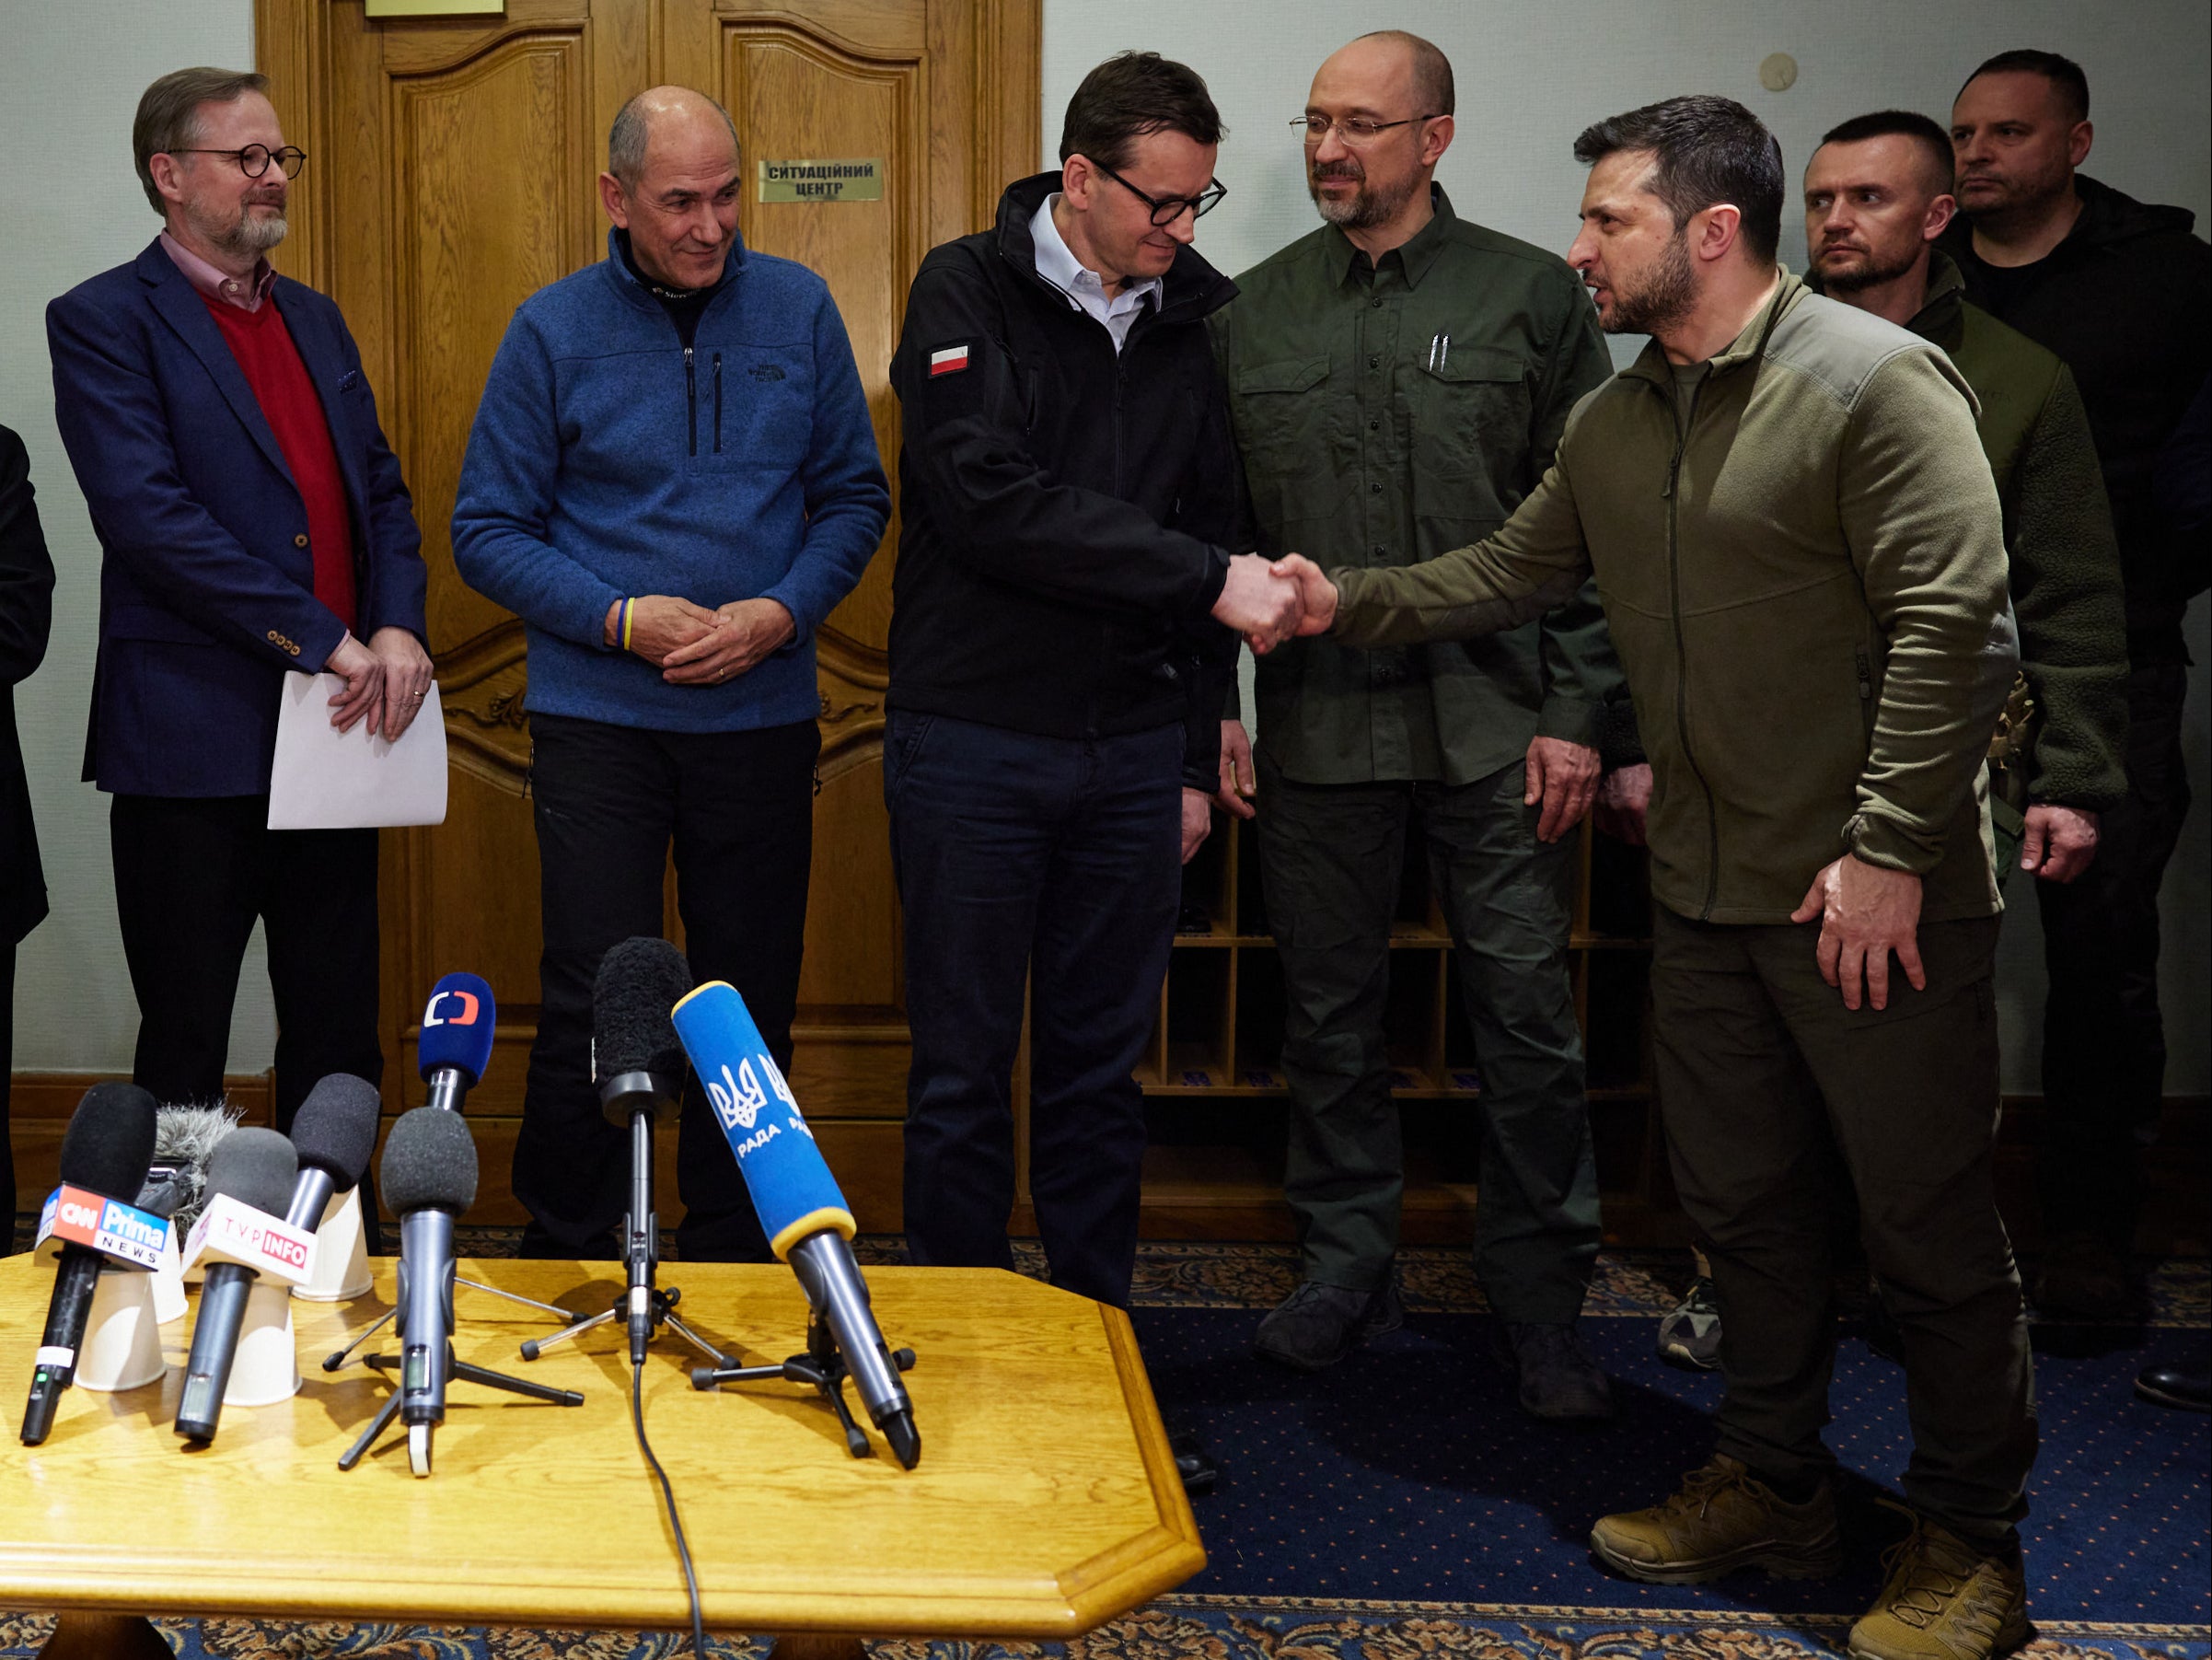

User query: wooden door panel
[261,0,1038,1226]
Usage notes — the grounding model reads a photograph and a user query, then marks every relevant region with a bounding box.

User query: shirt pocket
[1408,345,1532,492]
[1232,354,1332,478]
[706,344,813,472]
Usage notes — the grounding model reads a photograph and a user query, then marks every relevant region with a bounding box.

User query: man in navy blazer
[49,67,430,1145]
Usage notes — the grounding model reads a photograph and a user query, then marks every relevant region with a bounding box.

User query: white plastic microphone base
[151,1234,187,1326]
[74,1270,168,1393]
[222,1278,302,1406]
[294,1187,373,1302]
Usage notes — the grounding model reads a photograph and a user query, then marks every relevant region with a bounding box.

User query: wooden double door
[256,0,1038,1222]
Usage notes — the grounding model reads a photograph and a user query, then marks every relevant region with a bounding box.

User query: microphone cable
[630,1357,708,1655]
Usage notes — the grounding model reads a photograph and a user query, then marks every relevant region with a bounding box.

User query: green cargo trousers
[1257,753,1601,1322]
[1650,906,2036,1542]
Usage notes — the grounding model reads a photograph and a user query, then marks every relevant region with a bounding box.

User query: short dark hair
[133,66,268,215]
[1059,52,1225,173]
[1959,50,2090,122]
[1572,95,1784,265]
[1819,110,1955,194]
[1354,29,1455,117]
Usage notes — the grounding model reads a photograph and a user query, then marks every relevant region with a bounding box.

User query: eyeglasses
[1291,114,1438,146]
[166,145,308,180]
[1090,160,1227,226]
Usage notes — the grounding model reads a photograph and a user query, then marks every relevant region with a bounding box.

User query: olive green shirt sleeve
[2009,366,2130,809]
[1330,447,1593,646]
[1836,349,2021,875]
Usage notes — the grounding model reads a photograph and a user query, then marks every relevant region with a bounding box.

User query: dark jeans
[887,711,1182,1308]
[1257,753,1599,1321]
[1651,906,2035,1543]
[2036,660,2193,1248]
[109,794,385,1242]
[516,713,816,1263]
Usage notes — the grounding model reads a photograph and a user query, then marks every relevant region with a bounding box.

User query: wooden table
[0,1256,1203,1657]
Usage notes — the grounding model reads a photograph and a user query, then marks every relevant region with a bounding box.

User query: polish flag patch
[928,343,972,377]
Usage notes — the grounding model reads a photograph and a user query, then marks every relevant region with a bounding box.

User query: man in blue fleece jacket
[454,86,889,1261]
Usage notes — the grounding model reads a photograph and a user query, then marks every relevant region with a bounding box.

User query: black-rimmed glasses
[1291,114,1438,146]
[1091,160,1226,226]
[167,145,307,180]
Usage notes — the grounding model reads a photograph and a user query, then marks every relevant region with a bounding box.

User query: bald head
[608,86,741,188]
[1324,30,1455,119]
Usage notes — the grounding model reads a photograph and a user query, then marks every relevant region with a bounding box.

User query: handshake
[1210,552,1338,653]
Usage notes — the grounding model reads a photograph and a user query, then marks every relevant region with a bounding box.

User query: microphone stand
[515,1075,737,1371]
[690,1307,918,1460]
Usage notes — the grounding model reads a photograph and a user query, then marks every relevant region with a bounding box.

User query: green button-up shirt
[1210,187,1623,784]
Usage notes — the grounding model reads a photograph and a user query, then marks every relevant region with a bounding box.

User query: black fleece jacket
[1940,175,2212,660]
[886,173,1241,788]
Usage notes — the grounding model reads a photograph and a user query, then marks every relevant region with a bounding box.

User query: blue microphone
[671,981,917,1467]
[417,973,495,1113]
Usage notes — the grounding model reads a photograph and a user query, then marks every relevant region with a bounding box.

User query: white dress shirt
[1029,193,1161,354]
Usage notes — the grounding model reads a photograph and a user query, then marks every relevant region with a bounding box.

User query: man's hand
[1216,719,1257,820]
[366,625,435,740]
[1269,553,1338,642]
[2021,803,2099,883]
[606,594,721,663]
[1594,761,1651,846]
[1181,787,1212,864]
[1525,736,1601,842]
[662,598,797,686]
[1790,853,1926,1012]
[1212,553,1303,650]
[323,633,384,734]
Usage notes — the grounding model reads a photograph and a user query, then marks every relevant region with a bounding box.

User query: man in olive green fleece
[1273,98,2032,1660]
[1208,29,1623,1415]
[1804,110,2129,880]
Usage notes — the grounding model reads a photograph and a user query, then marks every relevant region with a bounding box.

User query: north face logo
[750,364,786,382]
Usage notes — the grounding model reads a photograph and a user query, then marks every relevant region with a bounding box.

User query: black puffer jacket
[887,173,1241,786]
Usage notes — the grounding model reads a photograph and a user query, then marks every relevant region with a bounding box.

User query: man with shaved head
[1210,30,1624,1414]
[455,86,889,1261]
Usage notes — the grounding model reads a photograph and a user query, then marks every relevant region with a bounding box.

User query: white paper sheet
[266,671,449,830]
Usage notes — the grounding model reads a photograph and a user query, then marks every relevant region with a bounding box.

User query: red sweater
[199,293,357,632]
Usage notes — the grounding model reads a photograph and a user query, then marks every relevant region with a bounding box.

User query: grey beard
[1309,168,1419,232]
[191,198,288,262]
[1604,234,1697,336]
[1819,244,1921,294]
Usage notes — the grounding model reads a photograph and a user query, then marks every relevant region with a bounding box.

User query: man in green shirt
[1272,96,2034,1660]
[1210,30,1625,1417]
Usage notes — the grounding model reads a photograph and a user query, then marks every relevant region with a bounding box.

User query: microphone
[417,972,496,1112]
[174,1129,298,1443]
[593,937,691,1364]
[381,1106,479,1453]
[284,1074,382,1229]
[670,981,919,1468]
[20,1082,159,1445]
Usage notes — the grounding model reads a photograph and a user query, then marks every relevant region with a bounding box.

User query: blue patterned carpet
[5,1236,2206,1660]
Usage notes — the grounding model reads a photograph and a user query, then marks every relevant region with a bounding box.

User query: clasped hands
[606,594,796,684]
[1210,553,1338,653]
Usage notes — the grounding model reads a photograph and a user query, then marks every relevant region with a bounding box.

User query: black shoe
[1253,1276,1404,1372]
[2034,1233,2137,1322]
[2134,1364,2212,1412]
[1494,1319,1615,1421]
[1656,1276,1722,1371]
[1167,1423,1219,1493]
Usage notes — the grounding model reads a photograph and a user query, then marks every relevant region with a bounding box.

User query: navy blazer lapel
[135,242,295,486]
[274,284,372,533]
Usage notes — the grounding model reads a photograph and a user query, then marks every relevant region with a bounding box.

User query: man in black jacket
[1942,51,2212,1315]
[1,424,55,1248]
[887,53,1291,1329]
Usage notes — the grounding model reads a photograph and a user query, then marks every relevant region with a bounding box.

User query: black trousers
[109,793,384,1237]
[515,713,816,1262]
[2036,660,2194,1248]
[2,943,15,1248]
[1651,908,2035,1543]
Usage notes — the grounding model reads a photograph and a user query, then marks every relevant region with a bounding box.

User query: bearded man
[49,67,430,1182]
[1208,30,1627,1415]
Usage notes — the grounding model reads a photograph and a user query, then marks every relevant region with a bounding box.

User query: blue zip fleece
[454,229,889,732]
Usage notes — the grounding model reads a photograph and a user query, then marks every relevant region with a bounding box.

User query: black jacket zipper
[712,352,724,453]
[684,344,697,457]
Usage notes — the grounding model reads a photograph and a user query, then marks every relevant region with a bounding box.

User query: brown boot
[1589,1455,1842,1584]
[1849,1506,2030,1660]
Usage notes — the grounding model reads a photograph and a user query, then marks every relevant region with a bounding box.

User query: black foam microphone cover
[592,936,693,1081]
[289,1074,381,1190]
[58,1082,159,1200]
[380,1107,479,1216]
[203,1129,299,1217]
